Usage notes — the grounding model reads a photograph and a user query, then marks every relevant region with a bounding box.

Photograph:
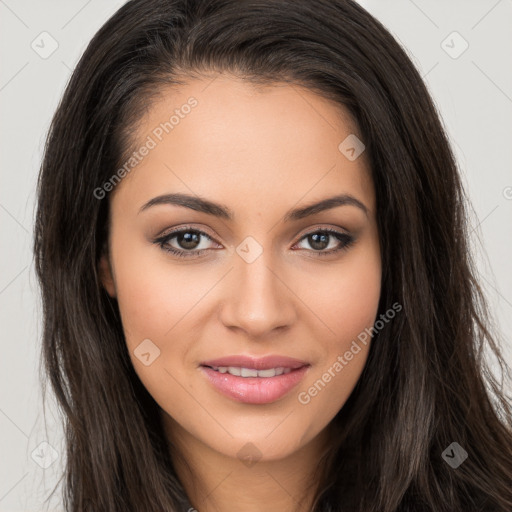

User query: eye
[293,228,355,257]
[154,226,219,259]
[153,226,355,259]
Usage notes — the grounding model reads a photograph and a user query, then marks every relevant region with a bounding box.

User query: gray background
[1,1,511,510]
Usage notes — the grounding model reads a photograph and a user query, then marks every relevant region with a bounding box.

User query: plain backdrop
[1,1,511,510]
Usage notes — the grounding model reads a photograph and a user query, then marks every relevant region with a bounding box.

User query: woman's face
[100,74,381,463]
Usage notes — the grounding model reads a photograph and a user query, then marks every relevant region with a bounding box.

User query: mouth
[199,355,310,404]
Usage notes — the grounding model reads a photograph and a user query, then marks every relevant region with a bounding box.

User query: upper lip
[200,355,309,370]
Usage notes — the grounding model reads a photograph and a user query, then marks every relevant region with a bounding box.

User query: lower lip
[200,365,309,404]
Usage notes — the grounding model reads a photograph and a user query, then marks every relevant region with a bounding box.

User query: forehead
[112,74,374,215]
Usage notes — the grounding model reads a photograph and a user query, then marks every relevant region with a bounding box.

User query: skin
[99,74,381,512]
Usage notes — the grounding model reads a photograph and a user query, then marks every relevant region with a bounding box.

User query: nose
[218,249,297,339]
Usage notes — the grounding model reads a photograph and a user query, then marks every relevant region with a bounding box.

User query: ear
[98,251,117,298]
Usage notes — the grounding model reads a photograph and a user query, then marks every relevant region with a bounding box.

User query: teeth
[240,368,258,377]
[211,366,293,377]
[258,368,277,377]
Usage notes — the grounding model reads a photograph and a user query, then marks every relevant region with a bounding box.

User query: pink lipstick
[200,355,310,404]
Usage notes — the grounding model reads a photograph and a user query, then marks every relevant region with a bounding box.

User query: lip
[199,354,310,405]
[200,355,308,370]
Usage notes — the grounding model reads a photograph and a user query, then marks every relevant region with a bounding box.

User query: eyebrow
[139,192,369,220]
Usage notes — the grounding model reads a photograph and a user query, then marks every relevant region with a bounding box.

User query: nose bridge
[219,236,295,335]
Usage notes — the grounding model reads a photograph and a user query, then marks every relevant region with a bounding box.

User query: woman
[33,0,512,511]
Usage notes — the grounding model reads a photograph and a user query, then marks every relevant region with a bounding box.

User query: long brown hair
[33,0,512,510]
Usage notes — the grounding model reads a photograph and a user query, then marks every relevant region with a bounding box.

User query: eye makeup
[152,225,356,260]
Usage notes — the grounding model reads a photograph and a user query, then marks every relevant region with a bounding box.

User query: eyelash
[153,225,355,259]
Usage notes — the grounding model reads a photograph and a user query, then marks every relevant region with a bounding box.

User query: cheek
[294,245,381,428]
[111,238,220,404]
[111,248,202,417]
[300,240,381,345]
[112,238,205,348]
[115,266,175,346]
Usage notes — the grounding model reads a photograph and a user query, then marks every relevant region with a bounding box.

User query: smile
[207,366,293,377]
[200,362,310,404]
